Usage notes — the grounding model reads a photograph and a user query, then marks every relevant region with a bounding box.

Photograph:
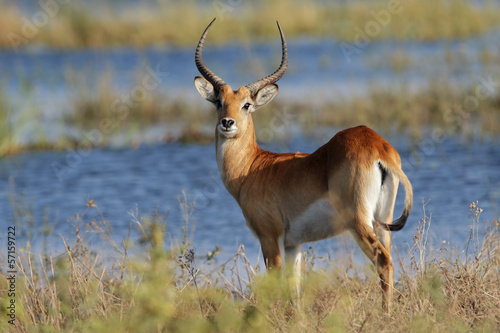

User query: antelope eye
[243,103,251,110]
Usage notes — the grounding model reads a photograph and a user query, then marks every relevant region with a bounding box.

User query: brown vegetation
[1,0,500,50]
[1,198,498,332]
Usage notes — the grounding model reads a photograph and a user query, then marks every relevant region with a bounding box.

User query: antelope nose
[221,118,235,129]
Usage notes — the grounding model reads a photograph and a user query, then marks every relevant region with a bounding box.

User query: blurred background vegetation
[1,0,500,48]
[0,0,499,153]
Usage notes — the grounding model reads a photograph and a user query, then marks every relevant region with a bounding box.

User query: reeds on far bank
[1,74,499,157]
[1,0,500,50]
[0,196,499,332]
[288,83,500,141]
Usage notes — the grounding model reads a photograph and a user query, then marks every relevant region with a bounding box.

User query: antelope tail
[377,164,413,232]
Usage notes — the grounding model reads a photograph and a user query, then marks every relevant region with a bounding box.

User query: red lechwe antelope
[194,18,413,312]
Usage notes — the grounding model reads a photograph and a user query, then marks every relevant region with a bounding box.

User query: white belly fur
[285,199,342,247]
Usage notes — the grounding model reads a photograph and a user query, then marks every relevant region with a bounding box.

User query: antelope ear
[194,76,217,103]
[253,84,278,111]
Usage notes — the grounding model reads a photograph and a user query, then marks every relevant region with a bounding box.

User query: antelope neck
[215,118,261,199]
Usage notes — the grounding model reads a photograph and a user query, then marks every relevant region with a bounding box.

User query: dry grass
[1,0,500,50]
[58,81,500,147]
[280,83,500,141]
[1,196,499,332]
[1,75,499,157]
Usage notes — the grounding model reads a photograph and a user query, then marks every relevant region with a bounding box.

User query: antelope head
[194,18,288,139]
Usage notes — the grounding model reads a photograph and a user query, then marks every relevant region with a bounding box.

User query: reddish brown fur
[196,82,412,313]
[194,19,412,313]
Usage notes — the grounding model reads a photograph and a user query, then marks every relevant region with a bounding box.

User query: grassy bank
[1,0,500,50]
[0,198,499,332]
[1,78,499,157]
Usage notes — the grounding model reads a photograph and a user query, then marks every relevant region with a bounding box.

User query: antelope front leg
[260,237,302,300]
[259,236,282,269]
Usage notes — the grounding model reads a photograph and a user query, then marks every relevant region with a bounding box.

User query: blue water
[1,132,499,271]
[1,29,500,271]
[2,29,500,111]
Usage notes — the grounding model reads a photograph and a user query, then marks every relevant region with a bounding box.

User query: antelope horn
[246,21,288,96]
[195,18,227,89]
